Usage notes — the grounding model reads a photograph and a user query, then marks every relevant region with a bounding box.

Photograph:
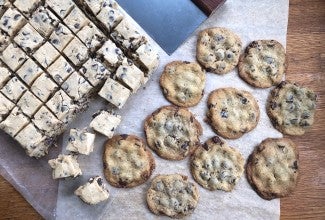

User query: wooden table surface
[0,0,324,219]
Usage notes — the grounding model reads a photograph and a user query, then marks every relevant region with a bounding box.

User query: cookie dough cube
[17,90,42,117]
[48,154,82,179]
[46,90,78,124]
[115,59,144,93]
[47,56,74,85]
[134,43,159,78]
[0,8,26,36]
[63,38,89,66]
[0,30,10,52]
[64,6,90,34]
[61,72,93,101]
[80,0,103,15]
[16,58,43,86]
[31,73,58,102]
[97,40,124,70]
[0,0,10,17]
[33,106,64,136]
[0,92,14,122]
[90,110,121,137]
[111,18,146,51]
[75,176,109,205]
[47,0,74,19]
[66,128,96,155]
[49,23,74,52]
[13,23,44,53]
[77,23,106,52]
[98,78,131,109]
[0,64,11,88]
[79,58,110,87]
[96,1,123,31]
[30,6,60,37]
[0,107,29,137]
[13,0,42,16]
[1,43,28,71]
[33,42,60,68]
[1,77,27,103]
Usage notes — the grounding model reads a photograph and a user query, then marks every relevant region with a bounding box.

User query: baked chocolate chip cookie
[267,81,317,135]
[159,61,206,107]
[207,88,260,139]
[103,134,155,188]
[246,138,299,200]
[144,105,202,160]
[239,40,287,88]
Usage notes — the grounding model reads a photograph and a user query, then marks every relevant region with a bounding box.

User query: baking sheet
[0,0,289,219]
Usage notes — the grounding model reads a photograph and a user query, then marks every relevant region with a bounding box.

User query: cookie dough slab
[31,73,59,102]
[79,58,110,87]
[0,107,29,137]
[49,23,75,52]
[47,56,74,85]
[30,6,60,38]
[1,76,27,103]
[1,43,28,71]
[0,92,15,122]
[17,90,42,117]
[16,58,44,86]
[0,8,26,36]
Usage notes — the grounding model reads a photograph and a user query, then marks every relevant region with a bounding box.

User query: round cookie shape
[144,105,202,160]
[146,174,199,218]
[238,40,287,88]
[103,134,155,188]
[196,27,242,74]
[190,136,244,191]
[267,81,317,135]
[207,88,260,139]
[246,138,299,200]
[159,61,206,107]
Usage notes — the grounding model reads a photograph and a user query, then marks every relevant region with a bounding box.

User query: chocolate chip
[212,136,222,144]
[181,142,189,150]
[293,161,298,169]
[241,97,248,104]
[120,134,128,139]
[14,14,21,20]
[270,102,277,110]
[97,178,103,186]
[220,109,228,118]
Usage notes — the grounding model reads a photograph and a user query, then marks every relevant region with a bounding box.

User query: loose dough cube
[1,76,27,103]
[14,23,44,53]
[98,78,131,109]
[79,58,110,87]
[47,56,74,85]
[66,128,95,155]
[14,0,42,16]
[97,40,124,70]
[75,176,109,205]
[17,90,42,117]
[31,73,58,102]
[0,64,11,88]
[63,38,89,66]
[0,8,26,36]
[64,6,90,34]
[49,23,74,52]
[115,58,144,93]
[33,106,64,136]
[0,92,15,122]
[77,22,106,52]
[90,110,121,137]
[134,43,159,78]
[61,72,93,101]
[48,154,82,179]
[33,42,60,68]
[0,30,10,52]
[30,6,60,37]
[16,58,43,86]
[47,0,74,19]
[0,107,29,137]
[1,43,28,71]
[96,1,123,31]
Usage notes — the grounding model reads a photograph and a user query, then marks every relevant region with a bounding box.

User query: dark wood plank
[192,0,226,15]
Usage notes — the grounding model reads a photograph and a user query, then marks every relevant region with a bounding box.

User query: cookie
[190,136,244,191]
[267,81,317,135]
[159,61,206,107]
[207,88,260,139]
[144,105,202,160]
[238,40,287,88]
[246,138,299,200]
[103,134,155,188]
[146,174,199,218]
[196,27,242,74]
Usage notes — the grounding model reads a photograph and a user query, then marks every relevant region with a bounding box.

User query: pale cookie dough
[103,134,155,188]
[160,61,206,107]
[0,107,29,137]
[66,128,96,155]
[48,154,82,179]
[207,88,260,139]
[196,27,242,74]
[246,138,299,200]
[239,40,287,88]
[146,174,199,218]
[144,105,202,160]
[267,81,317,136]
[191,136,244,191]
[90,110,121,137]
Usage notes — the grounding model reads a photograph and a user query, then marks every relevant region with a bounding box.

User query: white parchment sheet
[0,0,289,219]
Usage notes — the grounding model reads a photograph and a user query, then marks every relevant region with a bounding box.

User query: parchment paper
[0,0,289,219]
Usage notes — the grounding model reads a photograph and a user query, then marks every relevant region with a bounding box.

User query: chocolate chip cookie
[207,88,260,139]
[144,105,202,160]
[160,61,206,107]
[146,174,199,218]
[196,27,242,74]
[267,81,317,135]
[191,136,244,191]
[246,138,299,200]
[103,134,155,188]
[239,40,287,88]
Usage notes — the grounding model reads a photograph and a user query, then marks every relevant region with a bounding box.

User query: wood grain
[0,0,324,219]
[192,0,226,15]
